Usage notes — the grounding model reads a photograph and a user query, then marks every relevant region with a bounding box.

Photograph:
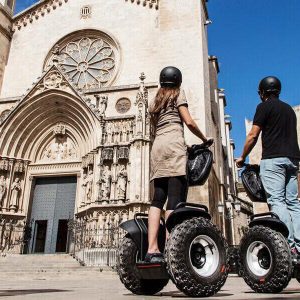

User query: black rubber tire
[165,217,229,297]
[239,225,292,293]
[228,246,242,275]
[117,236,169,295]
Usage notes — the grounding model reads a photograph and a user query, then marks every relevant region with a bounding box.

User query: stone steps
[0,254,111,278]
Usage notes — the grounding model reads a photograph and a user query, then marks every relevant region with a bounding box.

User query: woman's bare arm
[178,106,207,142]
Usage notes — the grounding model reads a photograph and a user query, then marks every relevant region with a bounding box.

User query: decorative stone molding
[13,0,159,32]
[0,158,10,172]
[117,147,130,161]
[101,148,114,162]
[80,5,92,19]
[82,153,95,169]
[0,110,11,124]
[30,70,68,96]
[135,73,148,107]
[13,160,26,173]
[53,123,66,136]
[2,65,104,129]
[13,0,69,32]
[134,73,150,138]
[28,162,81,172]
[125,0,159,10]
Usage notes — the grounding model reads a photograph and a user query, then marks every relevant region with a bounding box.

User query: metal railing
[68,218,125,268]
[0,216,32,255]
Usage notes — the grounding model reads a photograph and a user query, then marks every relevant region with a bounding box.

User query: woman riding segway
[146,66,210,263]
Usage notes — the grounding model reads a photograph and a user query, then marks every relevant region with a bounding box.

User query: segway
[117,141,230,297]
[238,164,299,293]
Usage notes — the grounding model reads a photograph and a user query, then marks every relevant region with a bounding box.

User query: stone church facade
[0,0,238,254]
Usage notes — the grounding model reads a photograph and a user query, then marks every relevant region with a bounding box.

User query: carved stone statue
[101,166,112,200]
[99,96,108,116]
[117,165,127,200]
[85,170,94,204]
[81,174,87,206]
[0,175,6,208]
[10,178,21,212]
[136,110,143,136]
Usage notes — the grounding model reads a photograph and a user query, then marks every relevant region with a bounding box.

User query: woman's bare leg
[147,206,162,253]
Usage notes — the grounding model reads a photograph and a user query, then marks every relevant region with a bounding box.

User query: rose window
[46,34,117,91]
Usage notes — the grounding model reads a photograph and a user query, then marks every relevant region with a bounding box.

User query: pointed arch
[0,90,100,161]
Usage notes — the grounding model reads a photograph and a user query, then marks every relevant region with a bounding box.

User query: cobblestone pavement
[1,273,300,300]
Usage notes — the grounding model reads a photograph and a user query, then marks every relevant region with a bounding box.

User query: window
[81,6,91,19]
[45,31,119,91]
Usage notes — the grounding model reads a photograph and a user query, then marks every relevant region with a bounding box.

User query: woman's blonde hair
[149,87,180,126]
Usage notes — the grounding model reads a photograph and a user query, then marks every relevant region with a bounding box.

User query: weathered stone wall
[0,3,12,96]
[2,0,159,97]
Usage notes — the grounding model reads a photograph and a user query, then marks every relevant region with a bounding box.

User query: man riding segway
[236,76,300,257]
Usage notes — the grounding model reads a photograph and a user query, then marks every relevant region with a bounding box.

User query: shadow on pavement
[0,289,72,297]
[155,291,233,298]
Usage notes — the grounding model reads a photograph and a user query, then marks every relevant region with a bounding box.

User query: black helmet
[160,66,182,88]
[258,76,281,96]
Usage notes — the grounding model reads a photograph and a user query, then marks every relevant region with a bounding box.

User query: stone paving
[1,272,300,300]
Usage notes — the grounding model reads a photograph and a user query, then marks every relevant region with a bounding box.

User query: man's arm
[236,125,261,168]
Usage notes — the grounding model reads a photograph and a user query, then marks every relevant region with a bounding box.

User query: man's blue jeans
[260,157,300,252]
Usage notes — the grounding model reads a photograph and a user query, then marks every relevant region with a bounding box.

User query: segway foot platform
[136,261,169,280]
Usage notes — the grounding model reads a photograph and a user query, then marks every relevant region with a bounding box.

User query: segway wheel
[117,235,169,295]
[165,217,229,297]
[239,225,292,293]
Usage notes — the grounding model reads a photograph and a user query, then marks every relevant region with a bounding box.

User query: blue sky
[15,1,300,158]
[15,0,38,13]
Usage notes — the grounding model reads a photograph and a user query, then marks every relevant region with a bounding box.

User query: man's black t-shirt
[253,96,300,159]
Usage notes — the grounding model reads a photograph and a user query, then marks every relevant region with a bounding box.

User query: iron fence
[68,218,125,268]
[0,216,32,255]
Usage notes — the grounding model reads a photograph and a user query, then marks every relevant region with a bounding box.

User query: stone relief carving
[32,70,69,95]
[116,98,131,114]
[0,176,7,208]
[101,148,114,163]
[103,120,134,144]
[14,161,25,173]
[53,123,66,136]
[0,159,10,171]
[9,178,21,212]
[116,165,127,200]
[40,124,77,162]
[42,137,77,162]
